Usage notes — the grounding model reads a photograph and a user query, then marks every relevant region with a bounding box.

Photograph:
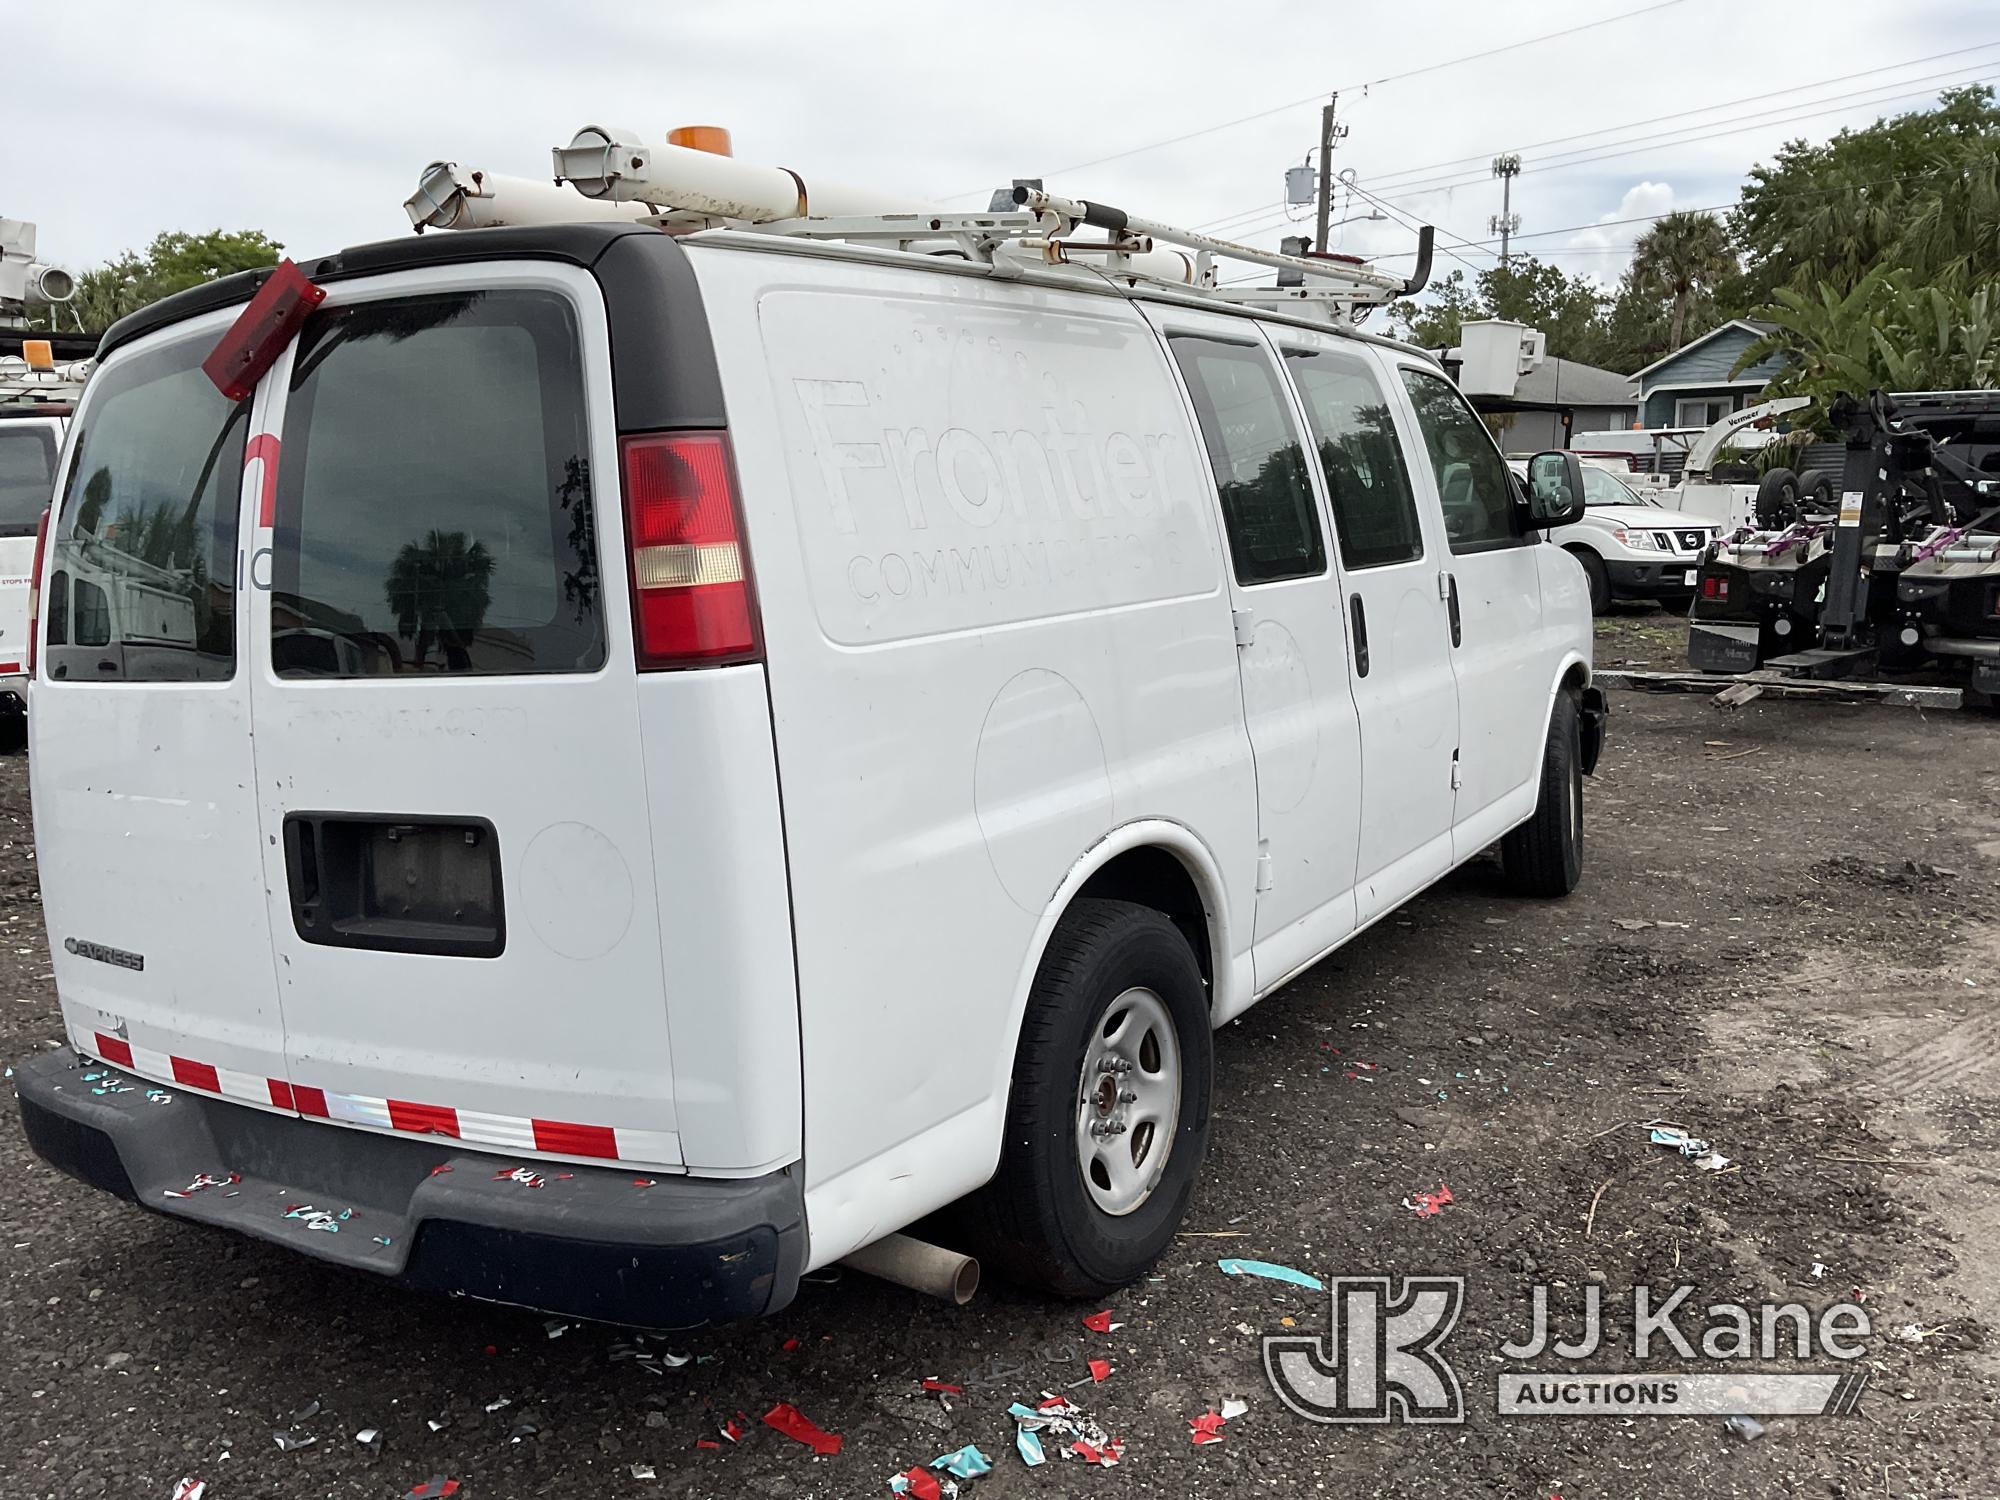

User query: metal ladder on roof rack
[404,128,1436,324]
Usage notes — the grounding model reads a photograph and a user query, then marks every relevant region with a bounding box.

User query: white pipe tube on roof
[552,127,930,221]
[404,162,654,232]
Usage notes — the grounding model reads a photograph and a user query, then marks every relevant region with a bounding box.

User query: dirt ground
[5,623,2000,1499]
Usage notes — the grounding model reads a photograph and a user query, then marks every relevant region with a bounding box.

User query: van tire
[1569,548,1611,615]
[1501,690,1582,897]
[959,898,1212,1298]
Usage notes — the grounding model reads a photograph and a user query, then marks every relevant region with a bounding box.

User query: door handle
[1446,573,1462,648]
[1349,594,1370,677]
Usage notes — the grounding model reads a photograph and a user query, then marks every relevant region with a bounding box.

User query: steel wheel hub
[1075,987,1181,1216]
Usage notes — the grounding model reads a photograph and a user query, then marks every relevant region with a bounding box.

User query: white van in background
[0,404,67,747]
[15,219,1603,1327]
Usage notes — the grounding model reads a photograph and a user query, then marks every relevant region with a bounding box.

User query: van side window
[1169,336,1325,585]
[46,570,68,647]
[46,335,249,682]
[0,426,57,537]
[1284,348,1423,569]
[1399,367,1522,553]
[73,579,111,647]
[272,289,604,678]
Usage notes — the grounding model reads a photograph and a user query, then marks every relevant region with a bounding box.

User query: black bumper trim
[1579,685,1608,776]
[1605,558,1702,598]
[13,1049,805,1330]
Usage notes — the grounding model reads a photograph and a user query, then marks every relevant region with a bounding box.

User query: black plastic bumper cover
[1579,685,1608,776]
[13,1049,805,1330]
[1605,558,1701,598]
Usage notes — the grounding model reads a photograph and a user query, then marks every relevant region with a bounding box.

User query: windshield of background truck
[46,335,248,682]
[1582,465,1644,507]
[0,426,58,536]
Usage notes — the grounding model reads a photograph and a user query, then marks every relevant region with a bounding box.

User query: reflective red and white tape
[88,1031,675,1166]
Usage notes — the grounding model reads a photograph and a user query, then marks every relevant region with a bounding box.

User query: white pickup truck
[1510,458,1718,614]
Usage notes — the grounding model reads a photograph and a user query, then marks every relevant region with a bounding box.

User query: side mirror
[1523,451,1586,528]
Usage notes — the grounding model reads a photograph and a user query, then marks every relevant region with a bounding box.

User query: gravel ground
[5,671,2000,1499]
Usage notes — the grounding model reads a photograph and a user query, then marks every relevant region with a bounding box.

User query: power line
[1369,61,2000,198]
[936,0,1697,198]
[1209,68,2000,253]
[1365,157,1999,261]
[1190,44,2000,238]
[1360,41,2000,193]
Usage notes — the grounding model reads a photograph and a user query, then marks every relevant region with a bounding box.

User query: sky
[8,0,1995,298]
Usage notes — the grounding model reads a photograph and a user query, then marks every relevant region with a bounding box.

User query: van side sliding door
[1275,336,1460,924]
[1142,306,1362,991]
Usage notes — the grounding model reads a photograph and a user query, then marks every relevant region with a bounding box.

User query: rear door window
[1283,347,1424,569]
[271,289,604,678]
[48,335,249,682]
[0,425,57,536]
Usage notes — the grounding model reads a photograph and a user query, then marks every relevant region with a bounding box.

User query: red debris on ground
[762,1401,843,1455]
[1409,1183,1455,1218]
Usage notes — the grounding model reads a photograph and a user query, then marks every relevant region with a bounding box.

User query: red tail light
[27,506,49,676]
[621,431,761,668]
[1701,575,1728,601]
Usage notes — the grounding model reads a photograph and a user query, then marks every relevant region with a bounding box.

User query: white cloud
[3,0,1975,284]
[1565,182,1680,283]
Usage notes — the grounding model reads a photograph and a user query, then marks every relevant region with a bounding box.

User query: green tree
[1733,266,1997,426]
[1596,268,1676,374]
[1386,269,1483,351]
[67,229,284,331]
[1476,258,1613,366]
[1628,211,1734,352]
[1731,85,2000,305]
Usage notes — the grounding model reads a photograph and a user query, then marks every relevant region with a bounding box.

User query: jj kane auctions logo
[1266,1277,1872,1423]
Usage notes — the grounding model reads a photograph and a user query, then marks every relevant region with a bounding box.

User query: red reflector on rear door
[201,259,327,401]
[621,431,762,668]
[27,506,48,676]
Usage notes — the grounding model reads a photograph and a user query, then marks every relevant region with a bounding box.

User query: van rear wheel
[960,898,1212,1298]
[1501,690,1583,897]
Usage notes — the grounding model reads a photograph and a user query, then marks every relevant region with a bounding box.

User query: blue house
[1630,319,1788,429]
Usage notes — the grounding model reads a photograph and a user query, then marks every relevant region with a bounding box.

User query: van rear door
[243,264,684,1167]
[37,316,287,1099]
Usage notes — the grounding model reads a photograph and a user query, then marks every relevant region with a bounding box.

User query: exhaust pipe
[839,1233,979,1305]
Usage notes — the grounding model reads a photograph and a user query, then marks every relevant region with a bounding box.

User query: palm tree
[1629,211,1735,352]
[383,529,495,671]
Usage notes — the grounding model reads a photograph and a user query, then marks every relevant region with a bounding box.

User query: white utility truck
[14,131,1603,1326]
[0,218,87,747]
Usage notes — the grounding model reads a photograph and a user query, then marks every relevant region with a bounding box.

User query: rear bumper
[13,1048,805,1329]
[1605,558,1701,599]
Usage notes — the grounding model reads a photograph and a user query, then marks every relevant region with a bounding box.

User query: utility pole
[1489,153,1522,266]
[1313,94,1349,253]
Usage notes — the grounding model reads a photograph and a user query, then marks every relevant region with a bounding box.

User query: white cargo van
[15,220,1603,1326]
[0,405,64,746]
